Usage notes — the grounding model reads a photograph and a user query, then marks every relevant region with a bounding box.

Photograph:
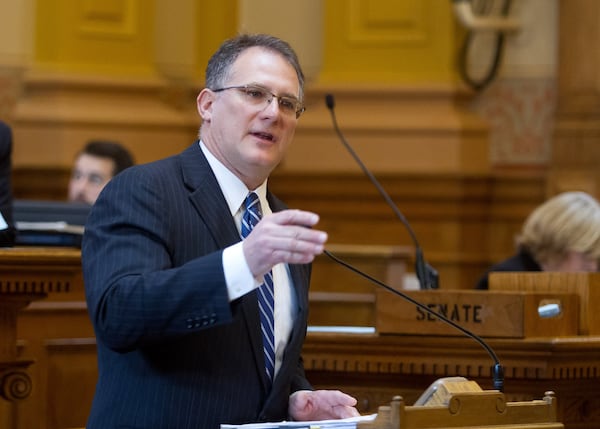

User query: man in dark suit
[82,34,359,429]
[0,121,15,247]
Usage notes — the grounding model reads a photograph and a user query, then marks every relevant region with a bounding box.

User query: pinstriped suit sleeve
[84,159,233,351]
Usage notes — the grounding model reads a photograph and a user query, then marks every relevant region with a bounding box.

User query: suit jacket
[83,142,313,429]
[0,122,15,247]
[475,248,541,290]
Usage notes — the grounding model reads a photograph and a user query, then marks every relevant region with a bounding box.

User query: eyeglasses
[212,84,305,119]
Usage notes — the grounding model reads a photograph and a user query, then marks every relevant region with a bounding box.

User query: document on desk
[221,413,377,428]
[16,221,85,235]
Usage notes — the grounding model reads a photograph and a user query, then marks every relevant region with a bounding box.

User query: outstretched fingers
[243,209,328,276]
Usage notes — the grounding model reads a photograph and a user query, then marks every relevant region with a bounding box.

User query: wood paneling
[14,314,96,429]
[291,83,490,175]
[11,166,547,291]
[303,333,600,428]
[0,248,93,429]
[310,244,410,326]
[12,167,69,201]
[5,240,597,429]
[549,0,600,197]
[10,72,197,170]
[269,169,546,290]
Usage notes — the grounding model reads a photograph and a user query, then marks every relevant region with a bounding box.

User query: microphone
[324,94,439,290]
[323,93,504,392]
[323,249,505,393]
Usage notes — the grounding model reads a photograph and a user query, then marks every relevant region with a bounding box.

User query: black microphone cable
[324,94,439,290]
[323,248,505,392]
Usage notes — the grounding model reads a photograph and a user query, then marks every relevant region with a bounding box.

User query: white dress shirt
[199,141,296,377]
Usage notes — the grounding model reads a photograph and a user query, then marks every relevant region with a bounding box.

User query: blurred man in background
[68,140,134,205]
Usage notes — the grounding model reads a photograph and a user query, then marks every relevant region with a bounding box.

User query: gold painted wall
[34,0,156,76]
[9,0,239,170]
[320,0,461,83]
[20,1,463,105]
[194,1,238,84]
[32,0,237,81]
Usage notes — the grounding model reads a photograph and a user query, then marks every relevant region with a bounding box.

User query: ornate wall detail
[347,0,427,45]
[79,0,137,38]
[472,78,556,167]
[321,0,457,82]
[0,367,32,401]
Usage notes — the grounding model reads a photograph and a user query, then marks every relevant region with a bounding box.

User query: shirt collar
[199,141,269,216]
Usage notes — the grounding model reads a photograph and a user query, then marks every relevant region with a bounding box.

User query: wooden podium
[304,272,600,429]
[0,293,44,402]
[0,247,81,405]
[358,389,563,429]
[3,247,598,429]
[488,272,600,335]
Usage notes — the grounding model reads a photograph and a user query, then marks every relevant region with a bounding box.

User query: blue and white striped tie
[241,192,275,384]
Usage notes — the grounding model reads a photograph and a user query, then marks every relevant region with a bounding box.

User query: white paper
[221,413,377,429]
[0,212,7,230]
[16,221,84,234]
[306,326,375,334]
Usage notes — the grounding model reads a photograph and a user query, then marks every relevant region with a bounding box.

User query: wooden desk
[303,332,600,429]
[310,244,411,326]
[0,247,92,429]
[2,247,599,429]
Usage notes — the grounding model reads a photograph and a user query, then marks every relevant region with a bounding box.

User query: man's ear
[197,89,215,123]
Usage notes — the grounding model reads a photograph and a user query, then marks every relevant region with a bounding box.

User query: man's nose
[262,97,281,116]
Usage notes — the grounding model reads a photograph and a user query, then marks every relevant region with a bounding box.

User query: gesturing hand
[289,390,360,421]
[242,209,327,278]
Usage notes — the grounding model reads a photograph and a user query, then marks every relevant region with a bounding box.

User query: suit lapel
[180,143,239,248]
[179,143,272,391]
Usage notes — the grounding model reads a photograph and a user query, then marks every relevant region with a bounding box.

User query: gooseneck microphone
[322,249,505,393]
[323,93,504,392]
[324,94,439,290]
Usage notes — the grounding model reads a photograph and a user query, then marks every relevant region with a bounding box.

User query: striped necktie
[241,192,275,384]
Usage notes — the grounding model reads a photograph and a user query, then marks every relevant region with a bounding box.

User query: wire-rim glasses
[212,84,305,119]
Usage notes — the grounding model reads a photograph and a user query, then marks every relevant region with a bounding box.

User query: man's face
[197,47,301,189]
[68,154,115,205]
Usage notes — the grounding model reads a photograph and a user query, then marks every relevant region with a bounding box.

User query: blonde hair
[517,191,600,265]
